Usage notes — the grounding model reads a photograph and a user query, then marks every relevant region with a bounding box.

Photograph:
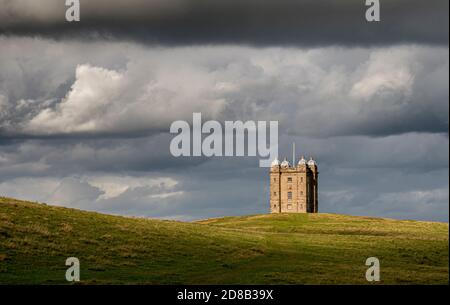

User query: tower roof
[271,158,280,167]
[307,156,317,166]
[298,155,307,165]
[281,158,290,168]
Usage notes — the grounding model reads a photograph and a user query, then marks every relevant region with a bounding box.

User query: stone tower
[269,155,318,213]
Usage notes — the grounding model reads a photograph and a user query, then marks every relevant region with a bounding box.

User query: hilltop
[0,197,448,284]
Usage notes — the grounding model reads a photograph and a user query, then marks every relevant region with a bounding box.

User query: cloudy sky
[0,0,448,221]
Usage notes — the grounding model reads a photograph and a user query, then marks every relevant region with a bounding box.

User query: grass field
[0,197,448,284]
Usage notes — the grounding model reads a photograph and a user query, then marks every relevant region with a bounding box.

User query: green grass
[0,197,448,284]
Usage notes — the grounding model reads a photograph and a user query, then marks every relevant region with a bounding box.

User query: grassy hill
[0,197,448,284]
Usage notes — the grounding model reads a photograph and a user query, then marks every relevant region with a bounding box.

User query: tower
[269,154,318,213]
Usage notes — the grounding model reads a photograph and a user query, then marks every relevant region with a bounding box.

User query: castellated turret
[269,155,318,213]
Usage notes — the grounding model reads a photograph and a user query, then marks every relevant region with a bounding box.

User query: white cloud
[26,65,126,133]
[0,174,181,211]
[350,49,415,100]
[85,175,179,200]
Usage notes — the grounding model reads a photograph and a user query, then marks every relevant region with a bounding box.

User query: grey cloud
[0,39,448,139]
[1,132,448,179]
[0,135,209,181]
[321,180,449,222]
[0,131,448,221]
[0,159,448,221]
[0,0,448,46]
[278,133,450,172]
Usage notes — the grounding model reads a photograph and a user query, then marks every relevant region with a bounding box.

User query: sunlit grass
[0,197,448,284]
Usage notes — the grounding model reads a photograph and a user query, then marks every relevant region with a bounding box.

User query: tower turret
[280,158,290,168]
[297,155,307,167]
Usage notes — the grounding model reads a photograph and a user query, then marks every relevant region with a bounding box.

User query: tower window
[287,177,292,182]
[287,192,292,200]
[300,177,303,183]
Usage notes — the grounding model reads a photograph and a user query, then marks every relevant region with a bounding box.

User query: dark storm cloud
[0,0,448,46]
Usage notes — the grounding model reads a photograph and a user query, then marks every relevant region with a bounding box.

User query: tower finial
[292,142,296,166]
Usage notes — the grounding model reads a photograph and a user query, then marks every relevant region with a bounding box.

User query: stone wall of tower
[269,169,281,213]
[279,168,298,213]
[270,160,318,214]
[297,169,308,213]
